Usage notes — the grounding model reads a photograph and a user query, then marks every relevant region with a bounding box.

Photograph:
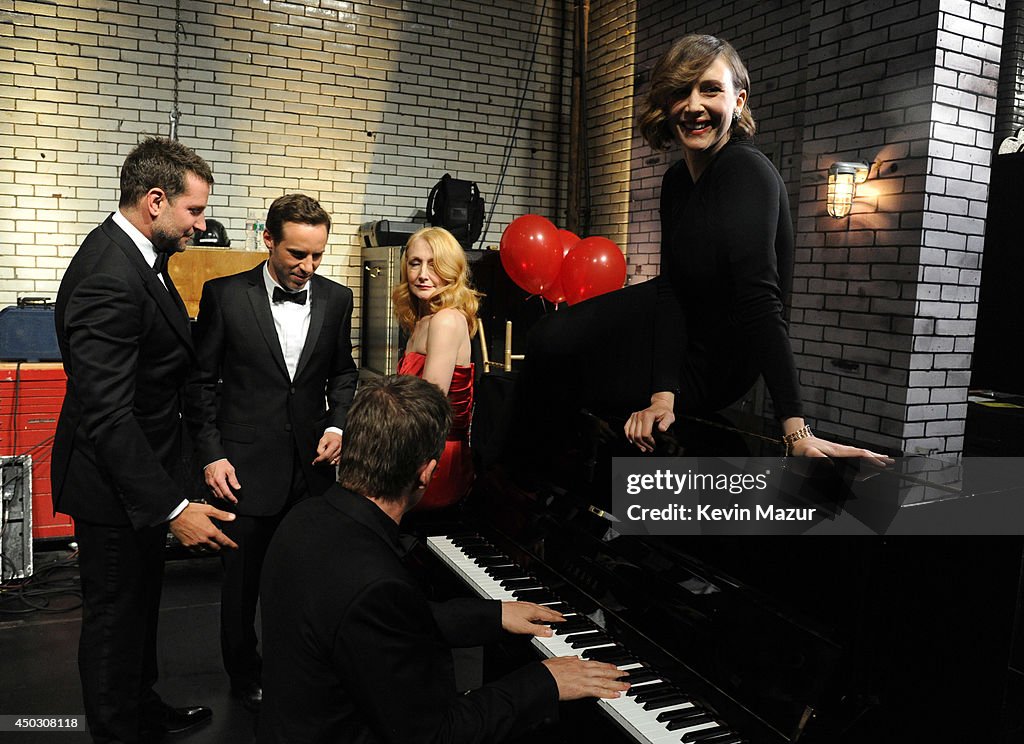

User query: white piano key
[602,695,698,742]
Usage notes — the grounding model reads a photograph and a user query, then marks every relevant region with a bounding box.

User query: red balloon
[541,229,580,305]
[560,236,627,305]
[500,215,562,295]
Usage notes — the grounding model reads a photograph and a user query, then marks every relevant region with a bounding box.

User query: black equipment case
[0,297,61,362]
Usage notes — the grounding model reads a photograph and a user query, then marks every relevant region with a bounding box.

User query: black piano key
[581,644,623,660]
[568,634,611,649]
[657,706,706,723]
[608,651,639,664]
[553,619,595,635]
[681,725,730,743]
[450,536,489,548]
[474,555,513,567]
[512,589,556,602]
[635,687,682,704]
[485,566,525,579]
[585,648,637,665]
[542,602,571,613]
[461,546,499,557]
[643,695,689,711]
[666,714,714,731]
[500,578,539,590]
[687,730,742,744]
[627,681,673,697]
[620,669,660,684]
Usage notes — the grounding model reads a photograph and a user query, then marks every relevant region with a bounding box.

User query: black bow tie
[153,251,171,274]
[273,287,307,305]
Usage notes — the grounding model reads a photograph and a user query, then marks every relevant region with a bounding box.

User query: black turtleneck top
[652,139,803,419]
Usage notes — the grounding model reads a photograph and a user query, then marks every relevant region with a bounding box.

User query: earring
[732,110,740,125]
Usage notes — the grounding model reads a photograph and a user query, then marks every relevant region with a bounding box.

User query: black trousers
[76,519,168,744]
[505,279,756,474]
[219,446,310,686]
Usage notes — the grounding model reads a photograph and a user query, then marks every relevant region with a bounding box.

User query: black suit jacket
[52,215,195,529]
[257,485,557,744]
[185,264,357,515]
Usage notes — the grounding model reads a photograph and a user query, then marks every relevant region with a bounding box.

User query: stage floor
[0,551,256,744]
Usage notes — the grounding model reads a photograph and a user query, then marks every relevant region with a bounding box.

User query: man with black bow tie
[185,193,358,712]
[53,136,236,743]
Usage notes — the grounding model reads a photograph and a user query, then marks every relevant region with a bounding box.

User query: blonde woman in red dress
[392,226,482,509]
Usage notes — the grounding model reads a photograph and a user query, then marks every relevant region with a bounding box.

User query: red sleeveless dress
[396,351,474,509]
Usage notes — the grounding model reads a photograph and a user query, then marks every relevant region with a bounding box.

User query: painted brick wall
[793,0,941,455]
[793,0,1001,457]
[579,0,637,251]
[909,0,1002,454]
[0,0,571,347]
[995,0,1024,143]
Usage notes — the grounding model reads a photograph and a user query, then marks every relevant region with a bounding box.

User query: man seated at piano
[257,374,629,744]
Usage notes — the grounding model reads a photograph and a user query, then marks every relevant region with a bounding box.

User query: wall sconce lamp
[827,161,869,218]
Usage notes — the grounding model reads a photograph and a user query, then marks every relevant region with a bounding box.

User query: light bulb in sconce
[827,161,869,218]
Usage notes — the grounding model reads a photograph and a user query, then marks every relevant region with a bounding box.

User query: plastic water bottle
[252,220,264,251]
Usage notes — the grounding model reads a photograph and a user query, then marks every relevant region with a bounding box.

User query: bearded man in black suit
[52,137,238,743]
[185,193,357,711]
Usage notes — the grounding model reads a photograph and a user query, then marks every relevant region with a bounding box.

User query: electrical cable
[481,0,551,244]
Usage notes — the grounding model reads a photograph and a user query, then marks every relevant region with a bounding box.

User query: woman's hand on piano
[542,657,631,701]
[501,601,565,637]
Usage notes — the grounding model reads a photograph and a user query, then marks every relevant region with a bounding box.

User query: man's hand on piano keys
[541,656,631,701]
[500,601,565,637]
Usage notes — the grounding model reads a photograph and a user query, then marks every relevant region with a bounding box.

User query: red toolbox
[0,363,73,540]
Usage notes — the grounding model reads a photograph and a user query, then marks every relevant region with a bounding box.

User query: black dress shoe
[231,681,262,713]
[164,705,213,735]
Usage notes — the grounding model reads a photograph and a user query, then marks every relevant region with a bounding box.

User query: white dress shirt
[112,210,167,287]
[263,263,312,382]
[262,264,343,438]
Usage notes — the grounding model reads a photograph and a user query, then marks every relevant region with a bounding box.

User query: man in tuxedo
[258,375,629,744]
[52,136,238,744]
[185,193,358,711]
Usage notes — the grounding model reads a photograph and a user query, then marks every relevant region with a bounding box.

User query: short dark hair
[336,375,451,502]
[265,194,331,243]
[118,137,214,207]
[636,34,755,151]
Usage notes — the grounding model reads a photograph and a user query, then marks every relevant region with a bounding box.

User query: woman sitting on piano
[511,34,888,466]
[393,226,483,509]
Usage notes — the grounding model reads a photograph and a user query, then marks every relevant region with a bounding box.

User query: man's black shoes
[231,681,262,713]
[141,705,213,739]
[165,706,213,734]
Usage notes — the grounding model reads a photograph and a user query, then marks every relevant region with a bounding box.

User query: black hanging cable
[169,0,183,139]
[481,0,551,244]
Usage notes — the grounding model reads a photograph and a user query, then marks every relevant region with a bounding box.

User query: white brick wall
[1,0,572,349]
[579,0,637,252]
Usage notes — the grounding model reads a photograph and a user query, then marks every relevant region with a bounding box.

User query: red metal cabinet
[0,363,73,540]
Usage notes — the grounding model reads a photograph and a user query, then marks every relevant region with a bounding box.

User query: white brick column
[792,0,1003,456]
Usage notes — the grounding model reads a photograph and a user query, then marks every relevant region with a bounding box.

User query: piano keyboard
[427,534,746,744]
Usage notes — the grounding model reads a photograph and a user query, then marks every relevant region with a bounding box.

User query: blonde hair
[636,34,755,152]
[392,226,482,336]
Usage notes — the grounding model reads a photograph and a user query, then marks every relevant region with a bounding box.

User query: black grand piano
[369,252,1024,744]
[407,408,1024,744]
